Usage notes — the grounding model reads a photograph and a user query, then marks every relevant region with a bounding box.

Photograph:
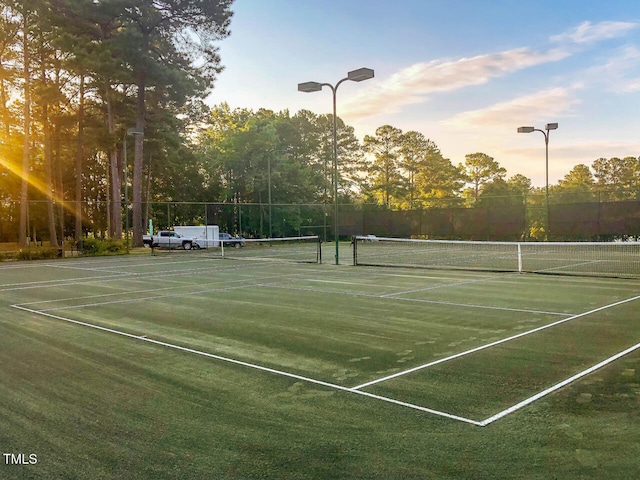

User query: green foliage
[79,237,127,256]
[16,248,60,260]
[462,152,507,202]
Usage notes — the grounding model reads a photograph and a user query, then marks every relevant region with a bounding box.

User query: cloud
[582,46,640,93]
[441,87,581,129]
[340,20,639,122]
[341,47,569,119]
[621,78,640,92]
[507,139,640,159]
[550,21,638,45]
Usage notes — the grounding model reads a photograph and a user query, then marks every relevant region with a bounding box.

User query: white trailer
[173,225,220,248]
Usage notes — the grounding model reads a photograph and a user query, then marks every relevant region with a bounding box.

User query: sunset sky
[208,0,640,187]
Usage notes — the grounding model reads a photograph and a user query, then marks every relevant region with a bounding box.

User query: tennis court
[3,239,639,427]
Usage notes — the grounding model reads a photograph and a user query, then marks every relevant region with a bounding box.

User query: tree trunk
[143,156,151,235]
[43,101,58,247]
[74,76,85,242]
[18,9,30,247]
[104,85,121,239]
[132,70,146,247]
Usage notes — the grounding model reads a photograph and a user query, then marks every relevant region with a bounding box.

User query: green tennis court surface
[1,253,639,478]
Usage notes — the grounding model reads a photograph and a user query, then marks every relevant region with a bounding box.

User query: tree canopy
[1,1,638,245]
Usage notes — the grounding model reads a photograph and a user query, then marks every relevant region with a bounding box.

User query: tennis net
[352,236,640,278]
[152,235,322,264]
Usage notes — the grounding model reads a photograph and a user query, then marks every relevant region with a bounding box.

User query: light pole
[123,127,144,252]
[517,123,558,240]
[267,153,272,238]
[298,67,374,264]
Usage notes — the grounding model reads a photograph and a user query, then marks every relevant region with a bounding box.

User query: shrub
[79,238,127,256]
[16,249,60,260]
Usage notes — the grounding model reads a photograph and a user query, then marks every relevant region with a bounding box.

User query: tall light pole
[267,153,272,238]
[298,67,374,264]
[123,127,144,252]
[517,123,558,240]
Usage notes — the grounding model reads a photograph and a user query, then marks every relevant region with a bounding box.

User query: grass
[1,251,639,479]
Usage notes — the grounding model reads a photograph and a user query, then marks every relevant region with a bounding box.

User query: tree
[592,156,639,201]
[17,1,32,247]
[552,164,595,203]
[398,130,428,208]
[476,174,531,207]
[362,125,404,208]
[461,152,506,203]
[117,0,233,246]
[414,147,464,208]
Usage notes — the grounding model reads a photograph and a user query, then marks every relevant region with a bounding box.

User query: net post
[221,240,225,258]
[317,236,322,264]
[517,243,523,273]
[352,236,357,266]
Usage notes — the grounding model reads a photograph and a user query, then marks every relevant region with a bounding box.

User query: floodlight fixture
[298,81,323,93]
[347,67,374,82]
[516,122,559,240]
[297,67,375,264]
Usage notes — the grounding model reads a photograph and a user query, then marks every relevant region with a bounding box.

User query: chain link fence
[1,194,639,249]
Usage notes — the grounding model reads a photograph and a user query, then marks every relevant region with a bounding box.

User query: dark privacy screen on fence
[3,199,639,243]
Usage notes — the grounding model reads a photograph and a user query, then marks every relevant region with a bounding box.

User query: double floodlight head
[517,123,558,134]
[298,67,374,93]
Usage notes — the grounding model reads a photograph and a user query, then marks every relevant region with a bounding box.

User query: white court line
[16,275,258,307]
[479,341,640,426]
[10,304,482,426]
[387,296,569,316]
[534,260,601,274]
[0,260,283,293]
[262,283,570,316]
[380,273,510,298]
[0,273,134,290]
[21,273,305,312]
[15,268,295,308]
[351,294,640,390]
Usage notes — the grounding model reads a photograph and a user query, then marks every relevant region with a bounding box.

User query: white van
[173,225,220,248]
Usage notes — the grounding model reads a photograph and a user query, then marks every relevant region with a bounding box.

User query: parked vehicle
[143,231,197,250]
[219,232,246,248]
[173,225,219,248]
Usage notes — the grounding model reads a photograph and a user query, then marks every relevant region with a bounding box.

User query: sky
[206,0,640,188]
